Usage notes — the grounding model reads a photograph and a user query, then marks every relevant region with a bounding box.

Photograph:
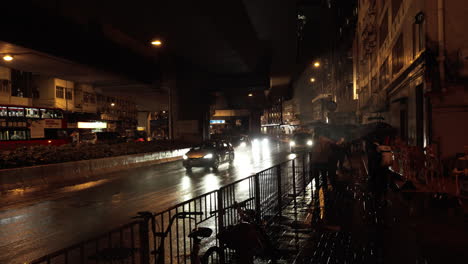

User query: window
[392,0,403,20]
[379,11,388,45]
[65,89,73,100]
[40,109,62,119]
[392,34,404,75]
[25,108,40,118]
[56,86,64,98]
[413,12,425,58]
[379,57,389,89]
[0,80,10,93]
[0,107,7,117]
[8,107,25,117]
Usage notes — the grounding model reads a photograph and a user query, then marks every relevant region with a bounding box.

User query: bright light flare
[183,154,188,160]
[288,153,297,159]
[3,55,13,61]
[313,61,320,68]
[240,142,247,148]
[307,140,313,146]
[310,78,315,83]
[151,39,162,46]
[203,153,213,159]
[290,141,296,146]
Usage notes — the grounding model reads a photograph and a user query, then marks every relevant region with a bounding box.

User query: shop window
[0,107,8,117]
[9,129,29,140]
[8,107,25,117]
[25,108,40,118]
[56,86,64,98]
[40,109,62,119]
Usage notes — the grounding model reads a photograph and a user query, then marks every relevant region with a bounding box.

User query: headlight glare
[307,140,313,146]
[290,141,296,146]
[203,153,213,159]
[183,154,188,160]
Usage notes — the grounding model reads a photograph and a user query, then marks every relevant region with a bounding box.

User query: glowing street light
[313,61,320,68]
[151,39,163,47]
[310,78,316,83]
[3,55,13,61]
[111,102,115,107]
[248,93,253,97]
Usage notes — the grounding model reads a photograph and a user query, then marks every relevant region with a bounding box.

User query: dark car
[95,132,126,144]
[290,132,313,153]
[183,140,235,170]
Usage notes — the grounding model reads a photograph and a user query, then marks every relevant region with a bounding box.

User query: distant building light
[313,61,320,68]
[210,120,225,124]
[310,78,316,83]
[111,102,115,107]
[78,122,107,129]
[248,93,253,97]
[137,126,145,131]
[3,55,13,61]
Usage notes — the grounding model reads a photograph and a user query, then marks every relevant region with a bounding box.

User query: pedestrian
[367,135,391,206]
[336,137,346,171]
[311,131,333,189]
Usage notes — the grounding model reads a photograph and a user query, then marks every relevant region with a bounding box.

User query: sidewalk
[266,154,468,264]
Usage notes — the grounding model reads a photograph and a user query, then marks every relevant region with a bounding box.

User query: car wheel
[212,157,220,170]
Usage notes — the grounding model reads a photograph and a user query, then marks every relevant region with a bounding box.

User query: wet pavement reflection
[0,142,290,264]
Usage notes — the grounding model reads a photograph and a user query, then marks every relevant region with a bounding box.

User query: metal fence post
[216,189,226,264]
[138,219,150,264]
[276,164,282,216]
[254,173,261,221]
[292,159,297,210]
[302,154,307,194]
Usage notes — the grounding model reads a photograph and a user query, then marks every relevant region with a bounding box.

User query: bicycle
[211,198,278,264]
[134,211,222,264]
[188,227,223,264]
[133,211,203,263]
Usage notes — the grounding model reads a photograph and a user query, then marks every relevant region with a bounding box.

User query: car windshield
[293,133,312,140]
[192,141,217,150]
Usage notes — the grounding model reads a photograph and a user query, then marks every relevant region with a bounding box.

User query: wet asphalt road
[0,141,292,264]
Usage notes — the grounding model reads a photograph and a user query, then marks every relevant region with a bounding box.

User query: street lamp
[313,61,320,68]
[111,102,115,107]
[248,93,253,97]
[2,55,13,61]
[310,78,316,83]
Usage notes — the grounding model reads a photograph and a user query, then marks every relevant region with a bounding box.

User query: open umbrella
[358,122,397,142]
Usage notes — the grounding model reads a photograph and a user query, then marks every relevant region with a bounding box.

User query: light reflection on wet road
[0,142,291,264]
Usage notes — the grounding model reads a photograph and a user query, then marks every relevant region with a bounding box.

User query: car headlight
[183,154,188,160]
[203,153,213,159]
[290,141,296,146]
[240,142,247,147]
[307,140,313,146]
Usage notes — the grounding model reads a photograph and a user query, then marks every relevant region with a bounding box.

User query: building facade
[354,0,468,159]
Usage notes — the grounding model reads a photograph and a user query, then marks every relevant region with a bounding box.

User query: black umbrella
[358,122,397,141]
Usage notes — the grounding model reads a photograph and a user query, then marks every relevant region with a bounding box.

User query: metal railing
[29,153,312,264]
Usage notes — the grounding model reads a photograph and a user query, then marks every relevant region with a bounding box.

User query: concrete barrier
[0,148,190,193]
